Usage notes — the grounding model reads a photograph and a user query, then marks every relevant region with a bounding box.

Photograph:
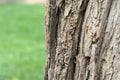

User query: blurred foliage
[0,4,46,80]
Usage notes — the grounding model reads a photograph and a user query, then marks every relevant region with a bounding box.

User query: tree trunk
[45,0,120,80]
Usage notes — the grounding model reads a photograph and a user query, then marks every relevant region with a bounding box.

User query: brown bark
[45,0,120,80]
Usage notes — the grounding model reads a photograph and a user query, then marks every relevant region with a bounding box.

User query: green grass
[0,4,46,80]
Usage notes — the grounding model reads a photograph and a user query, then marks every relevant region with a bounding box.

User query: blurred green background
[0,4,46,80]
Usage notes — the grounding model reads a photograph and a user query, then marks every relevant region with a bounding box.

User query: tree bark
[45,0,120,80]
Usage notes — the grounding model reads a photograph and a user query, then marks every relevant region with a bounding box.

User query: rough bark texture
[45,0,120,80]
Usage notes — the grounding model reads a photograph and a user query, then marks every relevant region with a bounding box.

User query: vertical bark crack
[73,0,90,80]
[45,0,63,79]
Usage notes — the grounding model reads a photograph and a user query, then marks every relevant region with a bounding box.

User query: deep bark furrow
[73,0,90,80]
[53,0,90,80]
[45,0,60,80]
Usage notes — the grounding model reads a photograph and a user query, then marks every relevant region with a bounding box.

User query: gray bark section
[45,0,120,80]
